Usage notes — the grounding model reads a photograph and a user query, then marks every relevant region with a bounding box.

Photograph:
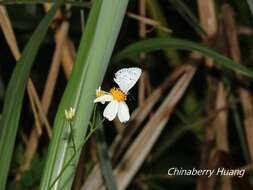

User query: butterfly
[94,67,142,122]
[113,67,142,94]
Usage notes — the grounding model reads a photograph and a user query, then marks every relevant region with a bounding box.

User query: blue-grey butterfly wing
[114,67,142,93]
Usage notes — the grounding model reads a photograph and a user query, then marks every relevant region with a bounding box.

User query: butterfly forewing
[114,67,142,93]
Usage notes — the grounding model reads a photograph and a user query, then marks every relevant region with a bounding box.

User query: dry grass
[1,1,253,190]
[81,65,196,190]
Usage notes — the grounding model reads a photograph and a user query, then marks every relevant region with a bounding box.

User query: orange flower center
[96,90,105,97]
[109,87,127,101]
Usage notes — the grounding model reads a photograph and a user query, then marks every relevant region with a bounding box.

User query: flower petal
[94,95,113,104]
[103,100,118,121]
[117,101,130,123]
[96,86,101,93]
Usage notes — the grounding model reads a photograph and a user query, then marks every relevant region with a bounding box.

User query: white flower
[95,86,108,104]
[65,107,75,121]
[94,87,130,123]
[94,67,142,123]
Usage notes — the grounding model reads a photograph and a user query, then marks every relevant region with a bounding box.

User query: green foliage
[114,37,253,78]
[96,114,118,190]
[40,0,129,189]
[0,1,253,190]
[246,0,253,17]
[169,0,206,37]
[0,0,89,7]
[0,1,63,189]
[147,0,181,65]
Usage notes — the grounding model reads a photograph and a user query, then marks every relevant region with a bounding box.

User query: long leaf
[230,94,250,163]
[96,113,118,190]
[0,1,63,189]
[114,37,253,78]
[0,0,89,7]
[40,0,129,189]
[146,0,181,65]
[169,0,206,36]
[246,0,253,17]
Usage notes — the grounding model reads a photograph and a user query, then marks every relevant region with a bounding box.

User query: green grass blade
[146,0,181,65]
[114,37,253,78]
[169,0,207,37]
[0,0,89,7]
[40,0,129,189]
[230,94,250,163]
[246,0,253,17]
[0,1,63,189]
[96,114,118,190]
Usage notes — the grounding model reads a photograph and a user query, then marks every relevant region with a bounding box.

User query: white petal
[103,100,118,121]
[94,95,113,104]
[117,101,130,123]
[96,86,101,93]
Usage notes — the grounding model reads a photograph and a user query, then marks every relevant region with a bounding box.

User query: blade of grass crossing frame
[40,0,129,189]
[246,0,253,18]
[146,0,181,65]
[169,0,206,37]
[230,94,251,163]
[96,113,118,190]
[0,0,89,7]
[114,37,253,78]
[40,1,102,189]
[0,1,63,189]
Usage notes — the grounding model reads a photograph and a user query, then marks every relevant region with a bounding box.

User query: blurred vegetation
[0,0,253,190]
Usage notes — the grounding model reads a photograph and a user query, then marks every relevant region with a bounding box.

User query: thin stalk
[146,0,181,65]
[68,122,76,153]
[230,94,250,163]
[49,118,105,189]
[0,0,90,7]
[96,113,118,190]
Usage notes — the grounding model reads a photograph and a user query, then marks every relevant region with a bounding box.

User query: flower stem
[68,122,76,153]
[49,118,105,189]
